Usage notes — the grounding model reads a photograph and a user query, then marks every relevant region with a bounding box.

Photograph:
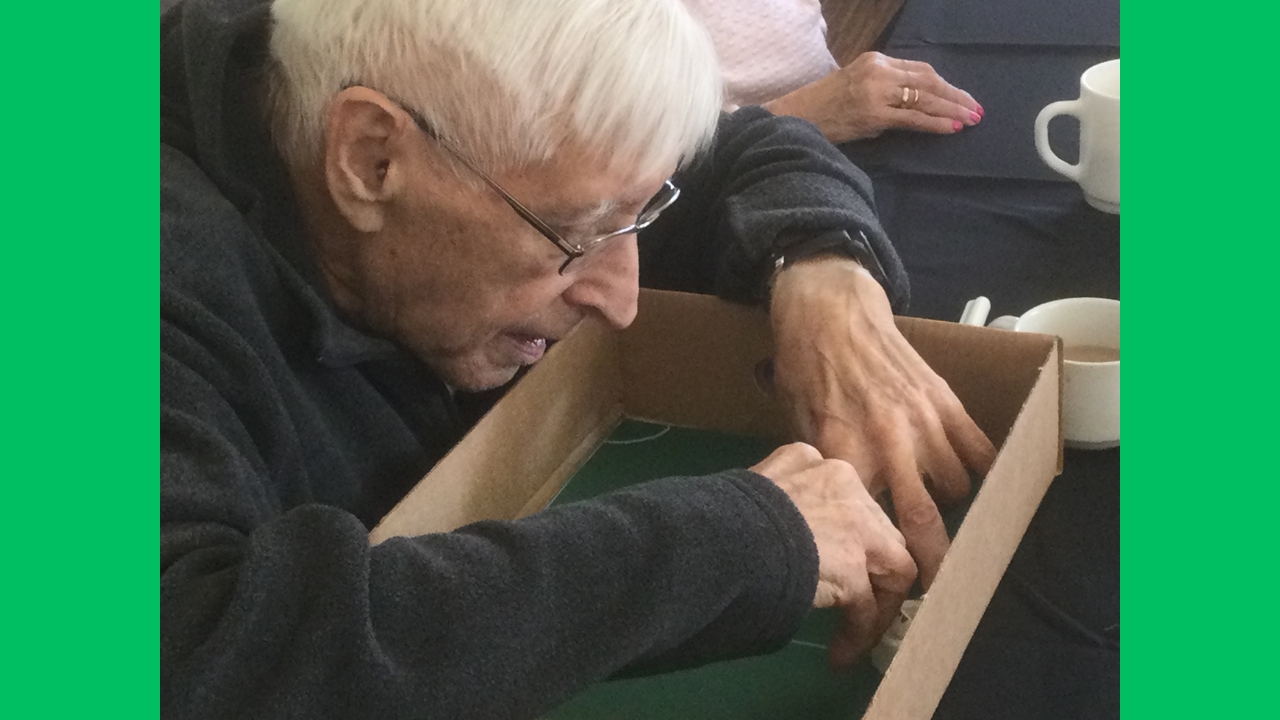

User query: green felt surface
[545,420,884,720]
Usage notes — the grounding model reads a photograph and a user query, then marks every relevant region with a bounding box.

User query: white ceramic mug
[961,296,1120,450]
[1035,59,1120,214]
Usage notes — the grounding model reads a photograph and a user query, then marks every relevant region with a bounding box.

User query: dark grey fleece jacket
[160,1,908,719]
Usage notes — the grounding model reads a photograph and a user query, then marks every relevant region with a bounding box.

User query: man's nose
[560,236,640,329]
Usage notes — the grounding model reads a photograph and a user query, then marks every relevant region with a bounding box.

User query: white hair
[265,0,723,179]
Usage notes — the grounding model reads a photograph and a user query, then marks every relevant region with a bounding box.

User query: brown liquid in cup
[1063,344,1119,363]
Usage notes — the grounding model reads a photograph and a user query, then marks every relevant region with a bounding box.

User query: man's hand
[769,257,997,588]
[751,442,917,668]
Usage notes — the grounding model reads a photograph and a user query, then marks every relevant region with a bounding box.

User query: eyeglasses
[399,106,680,274]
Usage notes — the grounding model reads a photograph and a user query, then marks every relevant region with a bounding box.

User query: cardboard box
[371,289,1063,720]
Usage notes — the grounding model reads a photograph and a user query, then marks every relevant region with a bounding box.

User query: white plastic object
[958,296,991,327]
[870,597,924,674]
[959,296,1018,330]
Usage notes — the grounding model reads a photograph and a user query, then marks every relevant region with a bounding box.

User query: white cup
[1035,59,1120,214]
[961,296,1120,450]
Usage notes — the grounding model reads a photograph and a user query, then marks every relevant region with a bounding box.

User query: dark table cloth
[841,0,1120,716]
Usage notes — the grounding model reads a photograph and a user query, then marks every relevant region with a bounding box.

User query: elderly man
[161,0,995,717]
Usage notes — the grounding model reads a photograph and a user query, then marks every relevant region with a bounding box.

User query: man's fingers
[860,491,908,550]
[828,546,913,669]
[812,425,882,495]
[922,369,996,476]
[866,520,916,638]
[940,399,999,475]
[826,572,879,669]
[751,442,824,478]
[953,422,998,476]
[918,414,971,505]
[884,440,949,590]
[870,581,911,651]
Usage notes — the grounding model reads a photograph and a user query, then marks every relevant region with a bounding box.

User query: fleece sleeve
[639,106,910,312]
[161,310,818,720]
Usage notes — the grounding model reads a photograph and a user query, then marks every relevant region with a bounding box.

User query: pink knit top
[684,0,838,107]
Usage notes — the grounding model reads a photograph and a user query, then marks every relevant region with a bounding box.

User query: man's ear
[323,86,415,233]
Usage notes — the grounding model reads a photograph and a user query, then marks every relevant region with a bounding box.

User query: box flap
[864,342,1062,720]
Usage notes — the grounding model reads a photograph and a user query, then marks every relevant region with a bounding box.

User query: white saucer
[1085,196,1119,214]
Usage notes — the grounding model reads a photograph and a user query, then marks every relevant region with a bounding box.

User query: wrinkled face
[380,150,670,390]
[314,90,676,391]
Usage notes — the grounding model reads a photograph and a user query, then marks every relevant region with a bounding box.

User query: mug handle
[1035,99,1083,181]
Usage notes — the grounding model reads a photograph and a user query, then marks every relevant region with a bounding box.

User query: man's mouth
[506,333,548,364]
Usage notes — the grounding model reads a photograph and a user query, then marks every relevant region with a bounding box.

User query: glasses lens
[557,182,678,274]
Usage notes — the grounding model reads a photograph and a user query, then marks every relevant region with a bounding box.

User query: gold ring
[898,86,921,108]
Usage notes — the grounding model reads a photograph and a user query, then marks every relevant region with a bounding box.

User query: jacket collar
[164,0,402,369]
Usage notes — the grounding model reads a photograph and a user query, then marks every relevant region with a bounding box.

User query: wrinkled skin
[765,51,982,143]
[770,257,998,589]
[750,442,916,669]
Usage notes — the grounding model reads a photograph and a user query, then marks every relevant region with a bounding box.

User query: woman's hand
[764,51,982,143]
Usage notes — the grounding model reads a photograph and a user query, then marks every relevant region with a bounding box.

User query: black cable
[1011,574,1119,651]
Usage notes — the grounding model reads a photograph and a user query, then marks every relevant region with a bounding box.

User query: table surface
[842,0,1120,716]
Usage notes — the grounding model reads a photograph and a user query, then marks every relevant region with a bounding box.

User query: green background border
[1124,1,1268,718]
[0,1,156,717]
[0,0,1254,717]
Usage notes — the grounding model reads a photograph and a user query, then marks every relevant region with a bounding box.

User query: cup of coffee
[961,297,1120,449]
[1035,59,1120,213]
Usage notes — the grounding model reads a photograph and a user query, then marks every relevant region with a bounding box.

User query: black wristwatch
[766,228,888,296]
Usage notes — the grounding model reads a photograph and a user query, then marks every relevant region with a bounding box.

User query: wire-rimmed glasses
[398,104,680,274]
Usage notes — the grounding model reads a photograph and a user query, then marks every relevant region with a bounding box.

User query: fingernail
[952,120,963,132]
[969,110,981,125]
[976,103,985,117]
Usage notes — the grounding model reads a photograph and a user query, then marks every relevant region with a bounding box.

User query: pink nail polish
[952,120,963,132]
[970,110,981,124]
[976,103,985,117]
